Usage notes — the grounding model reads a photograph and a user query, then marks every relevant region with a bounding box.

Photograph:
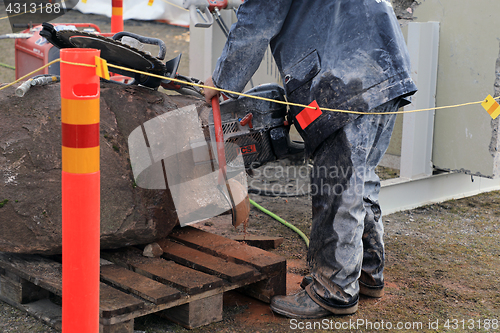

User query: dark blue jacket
[212,0,417,154]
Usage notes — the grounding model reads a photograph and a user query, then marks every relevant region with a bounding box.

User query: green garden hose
[249,198,310,248]
[0,63,15,70]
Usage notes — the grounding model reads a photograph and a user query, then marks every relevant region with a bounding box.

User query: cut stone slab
[0,82,210,254]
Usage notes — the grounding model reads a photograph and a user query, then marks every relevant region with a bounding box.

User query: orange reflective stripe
[490,105,500,119]
[61,98,100,125]
[487,102,499,115]
[62,146,100,173]
[112,7,123,16]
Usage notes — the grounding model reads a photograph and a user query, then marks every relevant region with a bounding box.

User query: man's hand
[204,76,220,104]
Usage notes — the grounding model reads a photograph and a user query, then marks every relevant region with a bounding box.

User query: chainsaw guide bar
[55,30,166,75]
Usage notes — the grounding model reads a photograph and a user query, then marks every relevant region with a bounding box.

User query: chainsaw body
[209,84,305,169]
[38,21,304,226]
[39,23,304,168]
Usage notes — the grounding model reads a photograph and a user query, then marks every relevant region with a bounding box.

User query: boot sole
[305,285,359,315]
[359,283,384,298]
[270,304,331,319]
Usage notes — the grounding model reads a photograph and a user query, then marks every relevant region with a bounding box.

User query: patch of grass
[0,199,8,208]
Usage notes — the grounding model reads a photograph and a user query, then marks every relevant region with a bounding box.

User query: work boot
[359,270,384,298]
[270,289,332,319]
[359,281,384,298]
[300,274,384,298]
[305,284,358,315]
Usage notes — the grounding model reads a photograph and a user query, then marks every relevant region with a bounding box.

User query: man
[204,0,417,318]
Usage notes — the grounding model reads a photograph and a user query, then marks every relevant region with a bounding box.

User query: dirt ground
[1,4,499,333]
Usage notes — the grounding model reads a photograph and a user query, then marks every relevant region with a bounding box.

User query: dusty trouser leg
[307,99,398,307]
[360,109,397,293]
[360,173,385,290]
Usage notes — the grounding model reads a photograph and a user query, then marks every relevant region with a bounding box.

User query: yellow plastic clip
[95,56,110,81]
[482,95,500,119]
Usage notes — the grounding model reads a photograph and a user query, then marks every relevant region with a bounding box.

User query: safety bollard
[61,48,100,333]
[111,0,124,33]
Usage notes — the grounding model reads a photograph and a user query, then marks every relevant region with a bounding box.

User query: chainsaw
[40,23,304,227]
[39,22,202,95]
[40,22,304,169]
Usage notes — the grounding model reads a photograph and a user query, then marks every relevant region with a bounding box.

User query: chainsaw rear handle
[184,0,242,29]
[112,31,166,60]
[183,0,214,28]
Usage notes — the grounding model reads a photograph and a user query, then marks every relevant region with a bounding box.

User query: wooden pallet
[0,226,286,332]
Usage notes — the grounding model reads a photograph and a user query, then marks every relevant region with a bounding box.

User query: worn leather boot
[270,289,332,319]
[305,284,358,315]
[359,270,384,298]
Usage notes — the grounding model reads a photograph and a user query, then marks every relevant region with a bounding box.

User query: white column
[400,22,440,179]
[189,10,235,81]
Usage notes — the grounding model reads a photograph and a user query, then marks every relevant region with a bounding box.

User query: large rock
[0,82,210,254]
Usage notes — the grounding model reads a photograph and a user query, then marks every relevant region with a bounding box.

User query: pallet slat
[100,264,181,305]
[99,282,145,319]
[170,227,286,274]
[102,248,224,294]
[158,239,256,283]
[0,253,62,296]
[0,253,148,319]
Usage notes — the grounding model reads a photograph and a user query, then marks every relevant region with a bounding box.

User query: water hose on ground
[249,198,310,248]
[248,187,309,197]
[0,62,15,70]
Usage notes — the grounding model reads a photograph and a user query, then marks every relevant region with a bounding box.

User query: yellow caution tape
[1,58,498,117]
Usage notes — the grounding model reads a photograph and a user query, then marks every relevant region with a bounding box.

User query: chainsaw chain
[56,30,166,75]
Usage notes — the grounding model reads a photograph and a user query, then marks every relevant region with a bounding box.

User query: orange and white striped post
[60,48,100,333]
[111,0,124,33]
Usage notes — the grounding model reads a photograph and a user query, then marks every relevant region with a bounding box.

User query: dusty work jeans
[307,98,398,308]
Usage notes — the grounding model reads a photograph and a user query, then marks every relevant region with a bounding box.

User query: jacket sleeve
[212,0,293,96]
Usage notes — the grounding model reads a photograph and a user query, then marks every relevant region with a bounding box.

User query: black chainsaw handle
[112,31,167,60]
